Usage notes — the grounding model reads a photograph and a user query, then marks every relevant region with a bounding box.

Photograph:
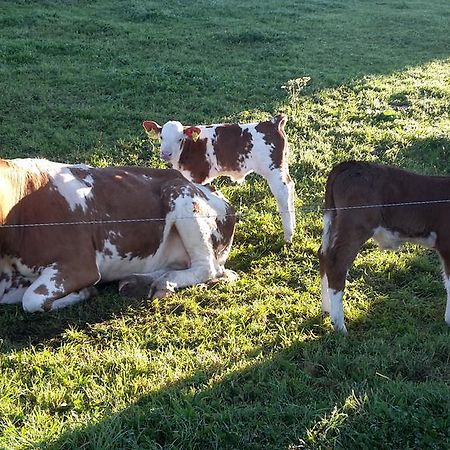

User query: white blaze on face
[160,121,185,162]
[329,289,347,333]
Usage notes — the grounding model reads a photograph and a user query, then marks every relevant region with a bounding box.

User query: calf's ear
[142,121,162,140]
[183,126,202,142]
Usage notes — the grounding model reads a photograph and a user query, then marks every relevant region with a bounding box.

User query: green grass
[0,1,450,449]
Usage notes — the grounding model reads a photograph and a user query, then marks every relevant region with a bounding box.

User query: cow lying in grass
[0,158,236,312]
[319,161,450,333]
[142,114,296,242]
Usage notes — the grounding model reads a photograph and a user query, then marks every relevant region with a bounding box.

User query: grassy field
[0,0,450,449]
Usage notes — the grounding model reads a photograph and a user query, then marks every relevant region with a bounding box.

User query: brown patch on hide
[212,124,253,171]
[255,114,287,169]
[178,138,211,183]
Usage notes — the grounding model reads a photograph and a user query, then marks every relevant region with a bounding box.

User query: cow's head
[142,120,202,163]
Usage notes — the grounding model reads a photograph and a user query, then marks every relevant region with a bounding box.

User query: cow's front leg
[264,169,296,243]
[0,286,29,304]
[150,264,215,298]
[118,270,168,298]
[21,264,100,313]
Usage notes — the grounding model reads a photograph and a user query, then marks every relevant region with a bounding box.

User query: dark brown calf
[319,161,450,332]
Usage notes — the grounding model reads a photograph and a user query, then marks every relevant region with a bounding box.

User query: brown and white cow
[142,114,296,242]
[0,158,236,312]
[319,161,450,333]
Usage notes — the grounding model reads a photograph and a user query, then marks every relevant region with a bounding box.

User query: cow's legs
[22,264,100,313]
[150,219,222,298]
[0,287,28,304]
[319,214,372,333]
[118,270,169,298]
[437,247,450,326]
[319,212,334,314]
[263,169,296,242]
[319,247,331,314]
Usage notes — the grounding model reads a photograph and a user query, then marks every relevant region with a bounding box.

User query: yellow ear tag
[147,129,160,140]
[191,131,200,142]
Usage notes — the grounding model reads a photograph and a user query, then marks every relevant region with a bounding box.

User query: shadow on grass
[19,264,449,450]
[0,284,141,352]
[28,316,449,449]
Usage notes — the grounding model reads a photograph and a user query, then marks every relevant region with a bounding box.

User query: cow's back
[0,160,188,268]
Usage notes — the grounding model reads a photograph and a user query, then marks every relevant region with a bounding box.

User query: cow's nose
[161,153,172,161]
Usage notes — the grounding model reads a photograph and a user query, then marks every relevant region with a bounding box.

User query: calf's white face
[160,121,184,162]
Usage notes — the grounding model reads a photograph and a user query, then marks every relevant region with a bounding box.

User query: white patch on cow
[48,288,94,311]
[11,158,94,212]
[21,264,62,312]
[329,289,347,333]
[96,239,147,282]
[50,168,94,212]
[147,192,224,297]
[0,257,38,304]
[36,265,61,296]
[373,226,437,250]
[321,212,333,252]
[250,127,277,174]
[12,258,40,278]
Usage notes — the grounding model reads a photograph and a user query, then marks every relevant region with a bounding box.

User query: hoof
[119,276,152,299]
[150,287,174,299]
[332,322,348,335]
[85,286,99,299]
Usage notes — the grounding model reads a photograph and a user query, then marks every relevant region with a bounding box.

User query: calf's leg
[320,214,372,333]
[264,169,296,243]
[436,247,450,326]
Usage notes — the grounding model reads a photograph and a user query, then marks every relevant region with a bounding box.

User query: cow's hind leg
[150,220,222,299]
[264,169,296,243]
[22,264,99,313]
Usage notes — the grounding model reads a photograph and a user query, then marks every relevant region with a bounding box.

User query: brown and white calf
[142,114,296,242]
[0,158,236,312]
[319,161,450,333]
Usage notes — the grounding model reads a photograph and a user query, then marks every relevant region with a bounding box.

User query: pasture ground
[0,1,449,449]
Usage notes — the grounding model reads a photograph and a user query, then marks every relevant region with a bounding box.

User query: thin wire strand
[1,198,450,229]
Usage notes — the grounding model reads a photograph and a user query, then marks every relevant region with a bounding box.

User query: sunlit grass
[0,0,449,449]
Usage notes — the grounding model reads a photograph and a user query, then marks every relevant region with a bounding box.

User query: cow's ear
[184,126,202,142]
[142,121,162,140]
